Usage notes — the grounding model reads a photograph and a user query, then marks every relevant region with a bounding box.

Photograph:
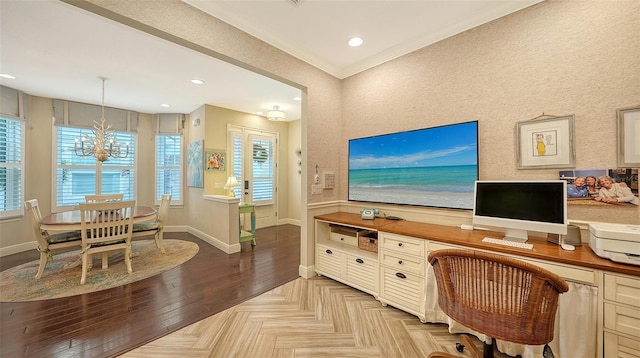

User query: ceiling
[0,0,541,120]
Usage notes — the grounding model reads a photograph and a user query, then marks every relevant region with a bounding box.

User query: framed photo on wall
[205,150,226,171]
[617,106,640,167]
[516,114,575,169]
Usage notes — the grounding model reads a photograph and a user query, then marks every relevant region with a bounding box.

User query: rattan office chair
[427,249,569,358]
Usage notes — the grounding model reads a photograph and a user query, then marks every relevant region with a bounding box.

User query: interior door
[229,127,278,228]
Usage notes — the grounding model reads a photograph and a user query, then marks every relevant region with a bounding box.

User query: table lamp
[224,176,240,197]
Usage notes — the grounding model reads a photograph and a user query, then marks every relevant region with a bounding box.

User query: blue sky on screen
[349,121,478,170]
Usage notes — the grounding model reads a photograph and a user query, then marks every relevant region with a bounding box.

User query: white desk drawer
[329,231,358,247]
[604,302,640,339]
[379,266,425,313]
[605,273,640,309]
[316,245,343,278]
[380,232,425,256]
[381,251,425,276]
[345,253,378,293]
[604,331,640,358]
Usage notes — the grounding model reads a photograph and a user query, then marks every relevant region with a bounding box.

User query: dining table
[39,205,157,269]
[39,205,157,231]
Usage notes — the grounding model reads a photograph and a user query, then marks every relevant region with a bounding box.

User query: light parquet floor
[121,276,500,358]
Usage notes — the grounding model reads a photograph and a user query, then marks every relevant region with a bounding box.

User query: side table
[239,203,256,246]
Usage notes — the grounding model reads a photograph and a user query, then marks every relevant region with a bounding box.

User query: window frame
[53,125,137,212]
[0,116,25,219]
[155,133,183,206]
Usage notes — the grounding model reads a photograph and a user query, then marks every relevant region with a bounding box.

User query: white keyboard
[482,237,533,250]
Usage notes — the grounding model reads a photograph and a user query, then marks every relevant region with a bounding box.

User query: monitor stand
[503,228,529,243]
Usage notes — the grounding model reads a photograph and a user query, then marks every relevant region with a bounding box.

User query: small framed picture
[617,106,640,167]
[516,115,575,169]
[205,150,226,171]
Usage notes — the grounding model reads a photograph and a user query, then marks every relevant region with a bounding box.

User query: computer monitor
[472,180,568,243]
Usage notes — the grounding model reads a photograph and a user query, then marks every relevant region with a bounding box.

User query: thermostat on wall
[323,172,335,189]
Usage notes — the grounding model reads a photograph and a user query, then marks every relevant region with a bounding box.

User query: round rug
[0,239,199,302]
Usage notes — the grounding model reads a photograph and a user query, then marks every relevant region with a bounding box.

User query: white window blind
[155,134,182,205]
[0,116,24,218]
[231,132,243,198]
[252,138,273,203]
[55,126,135,210]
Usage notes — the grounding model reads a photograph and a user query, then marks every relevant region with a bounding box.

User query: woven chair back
[428,249,569,345]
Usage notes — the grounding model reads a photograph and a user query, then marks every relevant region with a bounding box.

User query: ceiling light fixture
[191,79,204,84]
[74,77,129,162]
[348,37,363,47]
[266,105,286,121]
[0,73,16,79]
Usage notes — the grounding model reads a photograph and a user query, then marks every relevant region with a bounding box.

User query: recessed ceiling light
[256,111,264,115]
[293,96,302,101]
[0,73,16,79]
[348,37,363,47]
[161,104,170,108]
[191,79,204,85]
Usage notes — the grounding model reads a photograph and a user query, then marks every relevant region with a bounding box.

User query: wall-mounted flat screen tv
[348,121,479,210]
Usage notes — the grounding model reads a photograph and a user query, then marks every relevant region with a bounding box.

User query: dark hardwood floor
[0,224,301,358]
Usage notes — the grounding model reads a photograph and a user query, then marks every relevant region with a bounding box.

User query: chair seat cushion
[132,222,159,232]
[46,230,82,244]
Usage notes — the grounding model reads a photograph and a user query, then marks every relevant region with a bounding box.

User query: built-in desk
[315,212,640,276]
[314,212,640,358]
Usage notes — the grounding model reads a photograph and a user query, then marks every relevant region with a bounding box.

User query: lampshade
[266,105,286,121]
[224,176,240,197]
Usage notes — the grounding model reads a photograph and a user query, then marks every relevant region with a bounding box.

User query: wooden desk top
[315,212,640,277]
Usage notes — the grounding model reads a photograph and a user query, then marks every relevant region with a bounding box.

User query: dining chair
[427,249,569,358]
[132,194,171,253]
[25,199,82,279]
[78,200,136,284]
[84,193,124,203]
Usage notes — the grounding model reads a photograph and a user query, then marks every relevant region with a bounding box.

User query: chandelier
[74,77,129,162]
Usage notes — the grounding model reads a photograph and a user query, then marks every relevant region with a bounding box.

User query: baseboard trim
[1,222,301,257]
[183,226,240,254]
[298,264,315,279]
[0,241,37,257]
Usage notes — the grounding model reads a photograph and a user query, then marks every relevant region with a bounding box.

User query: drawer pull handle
[325,249,333,254]
[340,237,344,241]
[356,258,364,264]
[395,272,407,279]
[398,260,403,265]
[398,243,403,247]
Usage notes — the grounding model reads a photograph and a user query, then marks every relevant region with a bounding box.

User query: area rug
[0,239,199,302]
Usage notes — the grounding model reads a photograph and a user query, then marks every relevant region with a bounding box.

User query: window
[251,137,274,203]
[229,127,276,205]
[155,134,182,205]
[230,132,243,198]
[54,126,135,210]
[0,116,24,219]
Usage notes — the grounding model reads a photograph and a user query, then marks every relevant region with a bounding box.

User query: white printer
[589,223,640,266]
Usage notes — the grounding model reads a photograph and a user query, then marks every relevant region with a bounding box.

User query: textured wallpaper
[341,0,639,224]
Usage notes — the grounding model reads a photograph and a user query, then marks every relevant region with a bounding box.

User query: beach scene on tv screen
[348,121,478,210]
